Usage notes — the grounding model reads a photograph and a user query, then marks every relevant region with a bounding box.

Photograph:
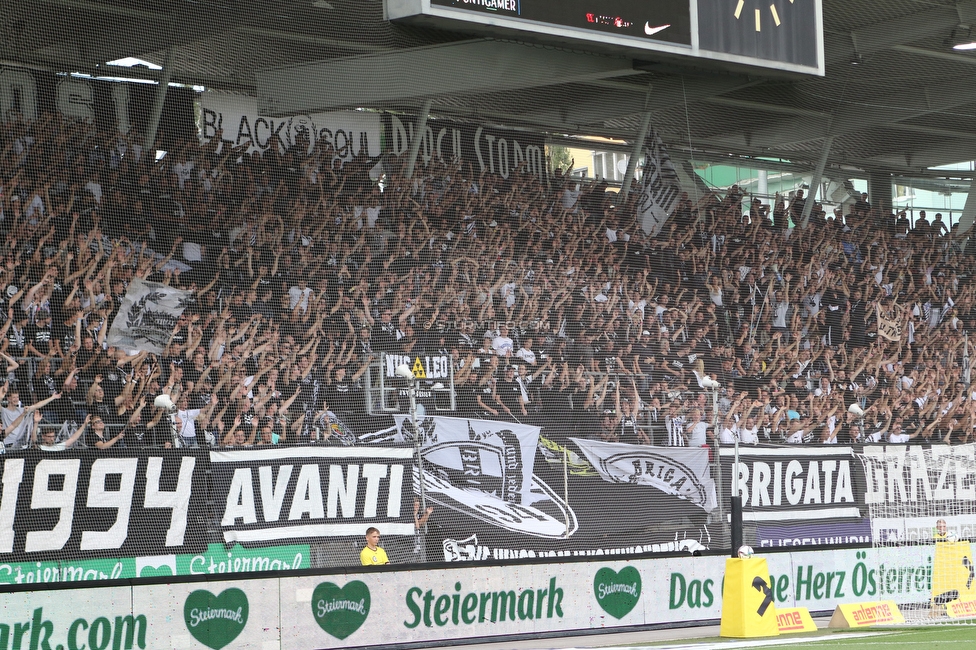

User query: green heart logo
[184,588,249,650]
[594,566,641,619]
[312,581,371,640]
[137,565,174,578]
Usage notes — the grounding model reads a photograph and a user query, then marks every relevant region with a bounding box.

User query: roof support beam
[256,40,641,115]
[823,1,976,64]
[801,136,834,227]
[620,104,652,196]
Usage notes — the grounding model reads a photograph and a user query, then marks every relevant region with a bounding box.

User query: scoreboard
[387,0,823,76]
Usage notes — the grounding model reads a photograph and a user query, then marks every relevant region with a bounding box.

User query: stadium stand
[0,113,972,454]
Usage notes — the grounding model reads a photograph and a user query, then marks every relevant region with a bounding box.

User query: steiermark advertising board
[0,545,940,648]
[0,544,310,586]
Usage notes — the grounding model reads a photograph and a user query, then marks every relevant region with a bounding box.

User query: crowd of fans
[0,112,974,452]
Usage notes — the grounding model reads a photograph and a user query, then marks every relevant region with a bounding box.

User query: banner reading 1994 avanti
[0,446,415,568]
[0,544,940,649]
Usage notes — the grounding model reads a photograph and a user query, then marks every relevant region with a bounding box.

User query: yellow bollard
[719,557,780,638]
[719,557,779,639]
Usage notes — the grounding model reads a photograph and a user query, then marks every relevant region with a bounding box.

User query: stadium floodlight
[949,25,976,50]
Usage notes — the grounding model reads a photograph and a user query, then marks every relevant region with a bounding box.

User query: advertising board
[0,544,939,649]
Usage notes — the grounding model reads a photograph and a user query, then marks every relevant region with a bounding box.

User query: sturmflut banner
[387,415,576,539]
[106,278,193,354]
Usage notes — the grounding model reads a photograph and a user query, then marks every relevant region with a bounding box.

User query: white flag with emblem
[106,278,192,354]
[572,437,717,511]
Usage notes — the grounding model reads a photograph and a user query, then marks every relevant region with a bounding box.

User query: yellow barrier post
[933,540,976,613]
[720,557,780,638]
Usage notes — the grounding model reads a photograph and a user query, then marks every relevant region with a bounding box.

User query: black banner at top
[0,65,195,149]
[384,115,548,181]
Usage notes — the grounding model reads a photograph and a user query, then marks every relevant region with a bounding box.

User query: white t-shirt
[492,335,514,356]
[687,421,709,447]
[288,286,312,312]
[719,427,737,445]
[785,430,805,444]
[739,426,759,444]
[887,431,910,443]
[177,408,202,440]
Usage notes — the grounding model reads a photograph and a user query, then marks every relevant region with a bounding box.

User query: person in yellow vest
[934,518,951,542]
[360,527,389,566]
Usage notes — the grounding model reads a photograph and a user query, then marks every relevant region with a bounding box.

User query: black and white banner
[637,128,682,235]
[106,278,193,354]
[572,438,717,512]
[0,65,195,146]
[858,443,976,543]
[719,446,863,522]
[384,353,452,380]
[212,447,416,544]
[200,93,382,160]
[384,115,548,181]
[0,451,204,562]
[388,415,577,538]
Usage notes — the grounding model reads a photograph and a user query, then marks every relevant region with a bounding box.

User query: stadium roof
[9,0,976,184]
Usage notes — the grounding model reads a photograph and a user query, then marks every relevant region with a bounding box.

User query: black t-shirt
[323,380,359,415]
[53,321,76,353]
[50,392,79,424]
[6,325,26,356]
[497,377,523,413]
[124,424,160,448]
[85,428,116,449]
[619,416,641,445]
[26,323,54,355]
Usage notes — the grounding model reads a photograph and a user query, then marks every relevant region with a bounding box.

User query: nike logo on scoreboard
[644,22,671,36]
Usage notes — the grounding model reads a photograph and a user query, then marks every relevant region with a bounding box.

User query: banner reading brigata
[720,445,864,522]
[572,438,717,512]
[0,450,204,562]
